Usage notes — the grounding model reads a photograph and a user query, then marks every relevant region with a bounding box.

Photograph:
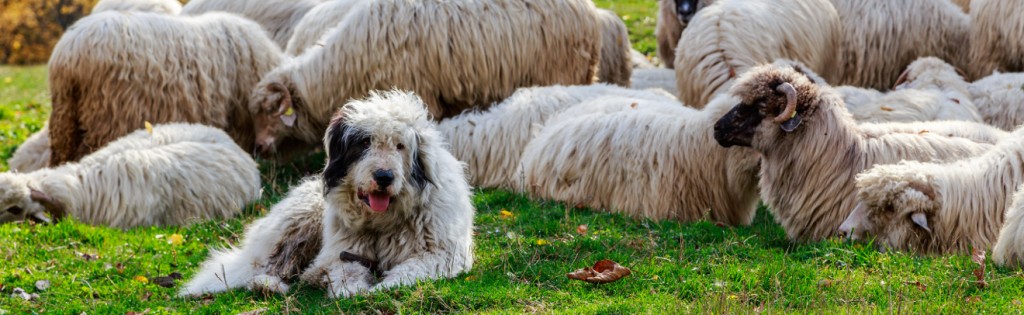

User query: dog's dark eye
[361,138,371,147]
[396,143,405,150]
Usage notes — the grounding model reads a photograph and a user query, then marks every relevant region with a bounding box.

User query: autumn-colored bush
[0,0,99,64]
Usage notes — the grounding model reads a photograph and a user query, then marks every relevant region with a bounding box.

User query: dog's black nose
[373,169,395,188]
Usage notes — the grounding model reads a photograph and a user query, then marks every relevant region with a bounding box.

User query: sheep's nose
[373,169,395,188]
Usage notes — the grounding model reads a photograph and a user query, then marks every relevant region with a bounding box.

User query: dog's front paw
[248,274,289,295]
[328,276,372,298]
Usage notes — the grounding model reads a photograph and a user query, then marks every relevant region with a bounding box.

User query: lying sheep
[91,0,181,14]
[830,0,969,89]
[674,0,841,107]
[656,0,713,69]
[516,94,762,225]
[970,72,1024,130]
[0,123,260,229]
[283,0,357,56]
[596,9,633,86]
[630,49,656,69]
[7,124,50,173]
[849,127,1024,253]
[713,64,1005,241]
[967,0,1024,79]
[630,68,679,97]
[251,0,601,154]
[994,185,1024,267]
[439,84,678,189]
[800,57,981,124]
[48,11,284,165]
[181,0,322,48]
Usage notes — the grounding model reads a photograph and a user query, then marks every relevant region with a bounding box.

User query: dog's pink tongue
[368,193,390,212]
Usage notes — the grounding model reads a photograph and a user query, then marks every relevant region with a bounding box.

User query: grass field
[2,1,1024,313]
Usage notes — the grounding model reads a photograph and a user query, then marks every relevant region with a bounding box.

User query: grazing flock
[1,0,1024,298]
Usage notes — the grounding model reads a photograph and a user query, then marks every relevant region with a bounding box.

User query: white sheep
[713,64,1005,241]
[994,184,1024,267]
[283,0,358,56]
[850,126,1024,253]
[439,84,679,189]
[48,11,284,165]
[967,0,1024,79]
[674,0,842,107]
[830,0,969,89]
[250,0,602,154]
[515,93,762,225]
[91,0,182,14]
[630,68,679,97]
[7,124,50,173]
[596,9,633,87]
[0,123,261,229]
[970,71,1024,130]
[181,0,322,48]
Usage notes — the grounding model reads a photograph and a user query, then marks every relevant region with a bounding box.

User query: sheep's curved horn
[773,83,798,123]
[30,188,66,222]
[893,69,910,89]
[268,82,293,116]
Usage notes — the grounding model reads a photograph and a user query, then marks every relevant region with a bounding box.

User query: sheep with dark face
[656,0,713,68]
[713,64,1004,241]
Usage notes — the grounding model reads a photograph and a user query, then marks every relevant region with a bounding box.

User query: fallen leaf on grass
[817,279,833,288]
[167,234,184,246]
[140,291,152,301]
[499,209,513,219]
[904,281,926,292]
[151,276,175,288]
[972,247,988,289]
[966,296,982,303]
[567,259,631,283]
[1013,299,1021,305]
[576,225,588,235]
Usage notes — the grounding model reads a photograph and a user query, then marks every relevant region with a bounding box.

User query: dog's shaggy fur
[181,91,475,297]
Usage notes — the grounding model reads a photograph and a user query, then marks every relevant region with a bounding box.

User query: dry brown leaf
[972,247,988,289]
[576,225,588,235]
[879,106,894,112]
[904,281,926,292]
[817,279,833,288]
[567,259,631,284]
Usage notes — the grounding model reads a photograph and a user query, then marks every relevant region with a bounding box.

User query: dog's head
[321,90,435,215]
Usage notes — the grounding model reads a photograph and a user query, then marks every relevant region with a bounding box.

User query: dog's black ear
[322,121,370,193]
[410,134,432,190]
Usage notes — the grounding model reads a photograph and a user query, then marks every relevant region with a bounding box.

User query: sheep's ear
[910,212,931,233]
[779,114,802,132]
[30,188,66,222]
[269,83,296,127]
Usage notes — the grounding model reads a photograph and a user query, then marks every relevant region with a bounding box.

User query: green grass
[2,1,1024,313]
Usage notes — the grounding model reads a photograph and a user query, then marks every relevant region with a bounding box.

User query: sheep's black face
[714,103,762,147]
[675,0,701,24]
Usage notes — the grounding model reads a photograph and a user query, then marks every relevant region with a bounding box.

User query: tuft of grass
[3,1,1024,314]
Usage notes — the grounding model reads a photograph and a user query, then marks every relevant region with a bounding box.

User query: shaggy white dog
[180,90,475,297]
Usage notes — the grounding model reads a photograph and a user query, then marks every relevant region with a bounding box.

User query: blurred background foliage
[1,0,100,64]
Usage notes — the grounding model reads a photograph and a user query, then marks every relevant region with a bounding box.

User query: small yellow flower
[168,234,184,246]
[499,209,513,219]
[652,275,660,281]
[535,239,548,246]
[134,275,148,284]
[728,295,738,300]
[144,121,154,134]
[3,77,11,84]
